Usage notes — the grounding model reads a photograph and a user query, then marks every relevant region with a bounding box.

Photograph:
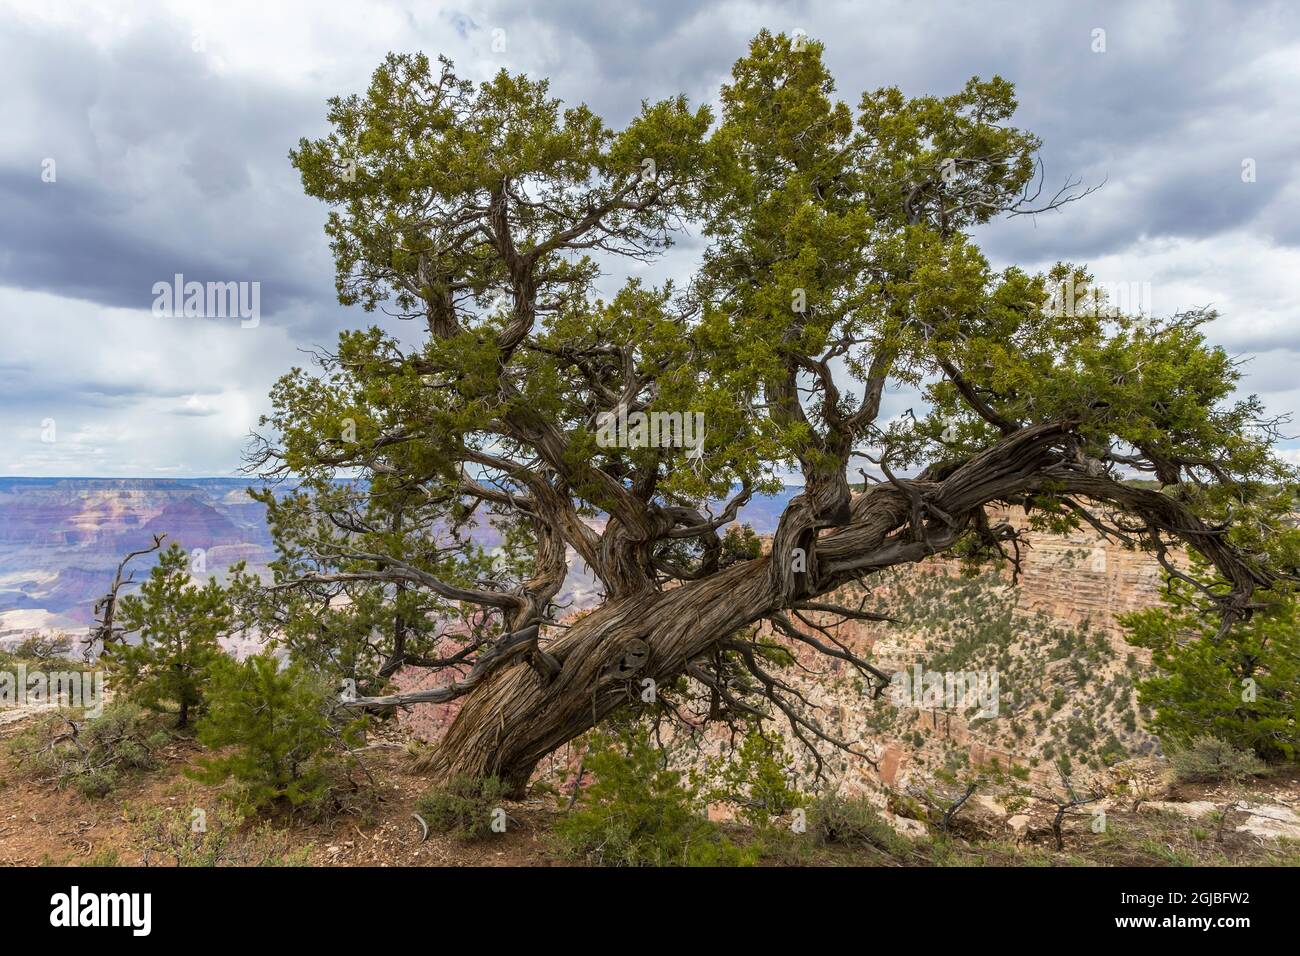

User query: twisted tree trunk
[427,557,775,791]
[425,477,924,791]
[405,424,1268,792]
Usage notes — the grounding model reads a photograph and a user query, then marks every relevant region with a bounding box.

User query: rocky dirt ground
[0,729,560,867]
[2,705,1297,868]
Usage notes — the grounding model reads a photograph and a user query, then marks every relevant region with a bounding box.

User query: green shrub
[809,792,914,857]
[104,543,231,729]
[191,653,364,813]
[415,775,511,841]
[11,633,74,663]
[133,804,313,866]
[1169,736,1267,784]
[706,729,807,830]
[1123,580,1299,762]
[8,700,167,797]
[78,848,122,867]
[555,727,755,867]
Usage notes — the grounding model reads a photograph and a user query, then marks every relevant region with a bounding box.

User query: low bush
[133,803,313,866]
[1169,736,1267,784]
[415,775,512,841]
[809,792,915,856]
[555,728,755,867]
[10,633,75,664]
[8,700,169,797]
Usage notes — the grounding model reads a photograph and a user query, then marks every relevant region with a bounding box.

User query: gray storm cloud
[2,0,1299,475]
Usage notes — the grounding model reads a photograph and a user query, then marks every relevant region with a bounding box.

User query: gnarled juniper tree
[249,31,1296,791]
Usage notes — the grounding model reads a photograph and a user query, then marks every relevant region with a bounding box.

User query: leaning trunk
[427,557,776,792]
[426,482,921,792]
[425,428,1079,791]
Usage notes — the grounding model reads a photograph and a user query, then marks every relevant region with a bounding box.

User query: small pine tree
[106,543,230,728]
[1123,578,1300,763]
[556,726,755,867]
[192,653,362,812]
[706,729,807,830]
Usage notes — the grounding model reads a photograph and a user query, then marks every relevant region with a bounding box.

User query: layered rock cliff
[1,480,1175,798]
[758,503,1175,795]
[0,478,275,634]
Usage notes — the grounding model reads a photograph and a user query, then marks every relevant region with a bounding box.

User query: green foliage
[9,701,168,798]
[191,653,365,813]
[133,803,313,867]
[706,729,807,830]
[808,792,914,856]
[555,727,756,866]
[242,482,481,698]
[104,543,238,728]
[11,632,74,663]
[415,775,511,841]
[272,25,1295,560]
[78,848,122,867]
[0,642,91,682]
[1124,572,1300,762]
[1168,736,1268,784]
[264,29,1291,558]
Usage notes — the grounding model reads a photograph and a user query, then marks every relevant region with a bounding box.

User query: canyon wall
[774,504,1177,794]
[0,480,1176,798]
[393,504,1176,798]
[0,478,276,639]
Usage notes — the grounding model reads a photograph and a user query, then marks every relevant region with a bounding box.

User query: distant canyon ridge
[0,477,792,641]
[0,478,276,640]
[1,477,1177,792]
[0,478,1167,645]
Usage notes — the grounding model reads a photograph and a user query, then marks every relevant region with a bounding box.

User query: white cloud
[2,0,1299,474]
[0,286,303,475]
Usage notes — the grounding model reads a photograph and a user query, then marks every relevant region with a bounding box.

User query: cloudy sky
[3,0,1299,477]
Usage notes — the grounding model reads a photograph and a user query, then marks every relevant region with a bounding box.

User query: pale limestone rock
[1006,814,1031,833]
[888,815,928,838]
[1236,804,1300,841]
[1137,800,1219,819]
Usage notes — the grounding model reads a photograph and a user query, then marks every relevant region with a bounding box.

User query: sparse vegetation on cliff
[7,701,171,798]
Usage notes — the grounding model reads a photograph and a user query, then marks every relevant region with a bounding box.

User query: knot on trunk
[602,638,650,679]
